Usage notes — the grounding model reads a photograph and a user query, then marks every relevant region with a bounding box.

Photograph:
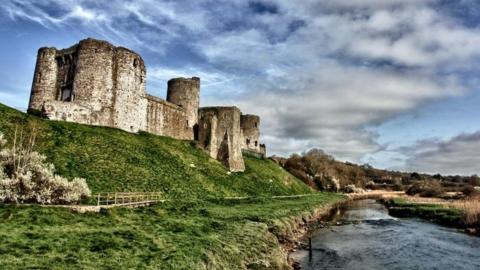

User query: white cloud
[400,132,480,175]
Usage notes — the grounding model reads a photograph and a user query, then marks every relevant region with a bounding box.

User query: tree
[410,172,422,180]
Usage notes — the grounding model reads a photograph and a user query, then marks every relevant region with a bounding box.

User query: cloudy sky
[0,0,479,175]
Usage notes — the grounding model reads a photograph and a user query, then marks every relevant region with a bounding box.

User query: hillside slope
[0,103,312,199]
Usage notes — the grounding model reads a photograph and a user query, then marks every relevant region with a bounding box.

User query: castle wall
[167,77,200,128]
[146,95,192,140]
[259,144,266,156]
[42,100,94,125]
[198,107,245,172]
[240,114,261,153]
[29,47,58,111]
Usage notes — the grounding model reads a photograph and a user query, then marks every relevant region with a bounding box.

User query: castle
[28,38,265,172]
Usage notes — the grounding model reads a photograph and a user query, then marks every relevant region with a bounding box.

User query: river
[290,199,480,270]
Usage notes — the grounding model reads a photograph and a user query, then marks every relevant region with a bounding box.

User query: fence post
[114,193,117,205]
[97,193,100,206]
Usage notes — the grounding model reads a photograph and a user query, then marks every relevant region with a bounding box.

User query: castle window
[255,141,258,147]
[193,124,199,141]
[254,122,257,128]
[61,87,72,102]
[133,59,139,68]
[246,139,250,145]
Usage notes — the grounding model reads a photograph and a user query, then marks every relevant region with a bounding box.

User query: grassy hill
[0,102,347,269]
[0,102,311,199]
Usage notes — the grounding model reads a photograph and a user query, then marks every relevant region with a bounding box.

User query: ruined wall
[146,95,192,140]
[166,77,200,129]
[240,114,261,153]
[259,144,266,156]
[198,107,245,172]
[55,45,78,102]
[42,100,94,125]
[29,47,58,111]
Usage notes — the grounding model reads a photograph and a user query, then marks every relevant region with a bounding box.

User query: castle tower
[166,77,200,129]
[29,47,58,112]
[28,38,148,133]
[240,114,261,153]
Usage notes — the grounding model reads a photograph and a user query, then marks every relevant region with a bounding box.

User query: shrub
[461,185,480,199]
[392,183,404,191]
[406,180,444,197]
[0,131,90,204]
[313,175,340,192]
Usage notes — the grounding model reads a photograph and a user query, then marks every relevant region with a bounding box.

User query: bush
[313,175,340,192]
[462,185,480,199]
[0,131,90,204]
[392,183,404,191]
[406,181,444,197]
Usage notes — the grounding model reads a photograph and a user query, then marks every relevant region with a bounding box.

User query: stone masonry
[198,107,245,172]
[28,38,265,171]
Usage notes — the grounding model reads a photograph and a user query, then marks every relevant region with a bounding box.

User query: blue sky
[0,0,479,175]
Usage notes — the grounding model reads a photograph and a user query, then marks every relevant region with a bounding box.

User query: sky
[0,0,479,176]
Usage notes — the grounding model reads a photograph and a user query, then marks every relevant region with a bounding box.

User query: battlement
[28,38,265,172]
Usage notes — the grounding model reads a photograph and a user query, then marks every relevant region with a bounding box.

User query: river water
[290,199,480,270]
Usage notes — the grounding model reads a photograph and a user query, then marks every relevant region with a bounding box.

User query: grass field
[0,194,345,269]
[0,103,347,269]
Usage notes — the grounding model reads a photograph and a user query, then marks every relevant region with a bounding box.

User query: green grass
[387,198,463,227]
[0,194,345,269]
[0,103,311,200]
[0,102,348,268]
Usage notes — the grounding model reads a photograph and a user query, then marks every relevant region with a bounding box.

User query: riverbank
[0,193,348,269]
[382,197,480,236]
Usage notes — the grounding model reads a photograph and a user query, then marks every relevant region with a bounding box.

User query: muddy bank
[272,200,346,268]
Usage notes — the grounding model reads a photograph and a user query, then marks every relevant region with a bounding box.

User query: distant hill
[0,103,312,199]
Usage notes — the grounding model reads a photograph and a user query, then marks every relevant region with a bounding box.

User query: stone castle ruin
[28,38,265,172]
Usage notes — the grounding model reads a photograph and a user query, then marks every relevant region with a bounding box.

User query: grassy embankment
[384,197,480,232]
[0,103,345,269]
[0,103,311,199]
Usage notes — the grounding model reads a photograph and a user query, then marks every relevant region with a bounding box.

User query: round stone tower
[29,47,58,112]
[166,77,200,128]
